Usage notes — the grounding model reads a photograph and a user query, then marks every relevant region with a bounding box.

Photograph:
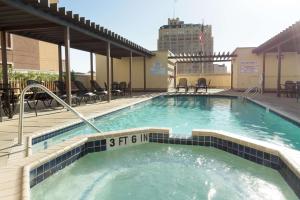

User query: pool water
[31,144,297,200]
[33,96,300,152]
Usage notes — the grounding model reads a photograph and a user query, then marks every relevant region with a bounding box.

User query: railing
[241,86,261,100]
[18,84,102,145]
[9,79,56,94]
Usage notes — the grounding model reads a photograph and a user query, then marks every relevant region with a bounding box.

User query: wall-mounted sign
[107,133,149,150]
[240,61,259,73]
[150,61,166,76]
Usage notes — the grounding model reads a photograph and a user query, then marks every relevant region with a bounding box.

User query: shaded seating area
[252,21,300,101]
[0,0,153,120]
[176,78,188,92]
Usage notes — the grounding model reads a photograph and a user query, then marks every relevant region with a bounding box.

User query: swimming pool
[31,143,297,200]
[33,95,300,152]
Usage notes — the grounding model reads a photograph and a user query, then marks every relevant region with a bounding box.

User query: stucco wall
[177,74,231,88]
[96,50,175,91]
[38,41,59,72]
[232,47,300,91]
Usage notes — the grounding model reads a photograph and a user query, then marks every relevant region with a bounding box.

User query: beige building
[157,18,214,74]
[96,51,176,92]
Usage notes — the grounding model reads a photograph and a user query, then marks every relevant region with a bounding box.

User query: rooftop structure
[158,18,214,74]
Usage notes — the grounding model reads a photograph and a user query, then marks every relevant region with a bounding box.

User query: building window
[0,33,12,49]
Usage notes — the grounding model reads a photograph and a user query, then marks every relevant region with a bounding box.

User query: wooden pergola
[168,51,237,87]
[0,0,154,117]
[253,20,300,96]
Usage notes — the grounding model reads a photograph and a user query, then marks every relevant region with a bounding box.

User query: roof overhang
[0,0,155,58]
[253,21,300,54]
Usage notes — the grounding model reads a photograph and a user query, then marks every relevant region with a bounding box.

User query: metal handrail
[18,84,101,145]
[241,86,261,100]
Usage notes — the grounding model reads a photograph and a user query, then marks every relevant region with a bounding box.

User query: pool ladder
[240,86,261,101]
[18,84,102,145]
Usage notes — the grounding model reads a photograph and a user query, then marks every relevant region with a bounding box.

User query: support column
[90,52,94,86]
[277,47,282,97]
[129,51,132,96]
[64,27,72,105]
[1,31,12,118]
[262,53,266,93]
[230,63,233,90]
[58,44,63,82]
[143,56,146,91]
[111,58,114,83]
[106,42,111,102]
[174,62,177,88]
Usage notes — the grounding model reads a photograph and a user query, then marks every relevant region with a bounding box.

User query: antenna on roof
[173,0,178,18]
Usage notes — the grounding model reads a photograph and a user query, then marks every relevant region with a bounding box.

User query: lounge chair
[90,80,108,96]
[26,80,53,116]
[280,81,296,97]
[54,80,80,105]
[176,78,188,92]
[73,80,99,103]
[195,78,210,93]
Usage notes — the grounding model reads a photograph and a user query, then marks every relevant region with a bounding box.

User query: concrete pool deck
[0,90,300,199]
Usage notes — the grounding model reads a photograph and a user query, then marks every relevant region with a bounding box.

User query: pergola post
[1,31,12,118]
[58,44,63,82]
[174,62,177,88]
[143,56,146,91]
[106,42,111,102]
[129,51,132,96]
[111,58,114,83]
[90,52,94,89]
[262,53,266,93]
[64,26,72,105]
[277,46,282,97]
[230,63,233,90]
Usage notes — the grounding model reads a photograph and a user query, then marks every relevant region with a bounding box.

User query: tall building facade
[158,18,214,74]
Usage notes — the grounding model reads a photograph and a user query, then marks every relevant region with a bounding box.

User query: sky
[59,0,300,72]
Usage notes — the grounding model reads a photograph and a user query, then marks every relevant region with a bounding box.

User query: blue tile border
[30,139,107,188]
[149,133,300,198]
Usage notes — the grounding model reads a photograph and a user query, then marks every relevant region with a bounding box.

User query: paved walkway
[218,90,300,123]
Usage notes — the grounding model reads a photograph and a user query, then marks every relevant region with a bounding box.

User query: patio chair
[280,81,296,97]
[54,80,80,105]
[119,81,128,96]
[296,81,300,102]
[73,80,99,103]
[90,80,108,96]
[104,82,122,96]
[195,78,210,93]
[26,80,53,116]
[176,78,188,92]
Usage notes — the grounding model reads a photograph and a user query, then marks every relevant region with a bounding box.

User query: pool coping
[23,128,300,200]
